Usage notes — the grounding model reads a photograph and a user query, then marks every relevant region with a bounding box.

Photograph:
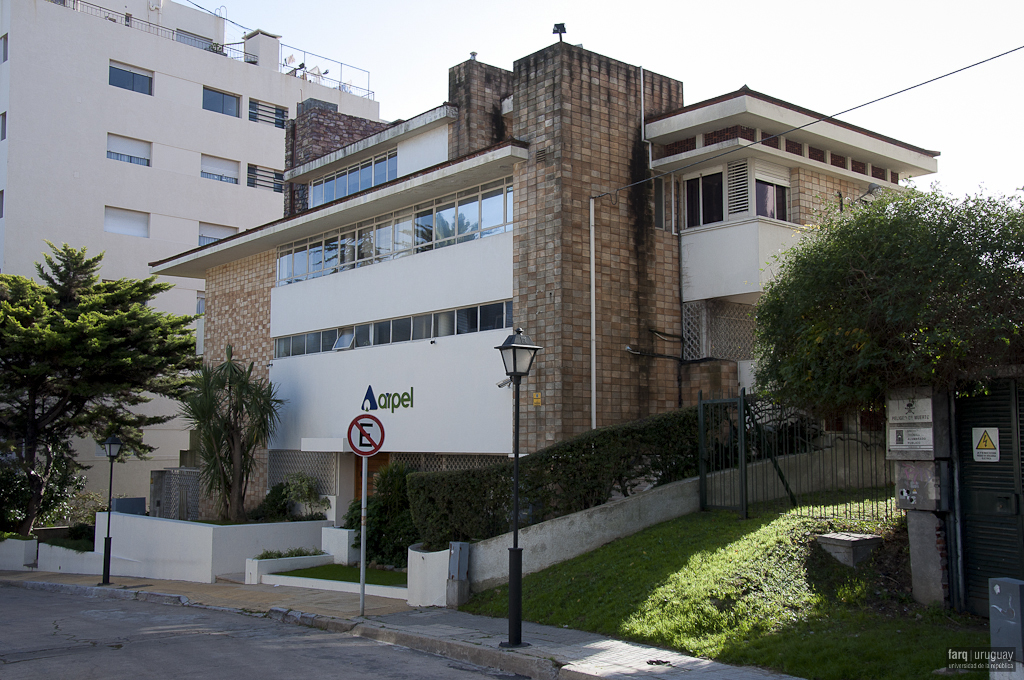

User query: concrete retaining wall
[245,554,335,584]
[0,538,37,570]
[407,543,449,607]
[322,527,359,565]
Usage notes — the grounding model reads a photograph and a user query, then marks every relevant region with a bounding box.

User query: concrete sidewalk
[0,570,799,680]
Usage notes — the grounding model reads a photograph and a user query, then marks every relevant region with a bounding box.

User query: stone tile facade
[790,167,865,226]
[447,59,513,159]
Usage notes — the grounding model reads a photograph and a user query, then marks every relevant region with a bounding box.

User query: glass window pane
[506,185,514,222]
[202,88,220,112]
[505,301,513,328]
[308,242,323,273]
[323,176,335,204]
[481,189,504,230]
[776,186,787,221]
[374,156,388,186]
[292,246,308,277]
[755,180,774,219]
[306,332,321,353]
[321,328,338,352]
[334,328,355,350]
[341,232,356,268]
[291,334,306,356]
[433,311,455,337]
[394,211,414,253]
[387,152,397,181]
[324,237,339,271]
[278,251,292,280]
[435,202,456,245]
[412,314,432,340]
[479,303,504,331]
[375,221,392,259]
[311,182,324,208]
[457,307,478,334]
[373,320,391,345]
[347,167,359,195]
[109,66,132,90]
[134,73,152,95]
[458,196,479,242]
[357,227,374,262]
[392,317,411,342]
[275,337,291,358]
[414,209,434,252]
[702,172,724,224]
[686,178,701,227]
[354,324,371,347]
[223,93,238,117]
[360,161,372,191]
[336,173,348,199]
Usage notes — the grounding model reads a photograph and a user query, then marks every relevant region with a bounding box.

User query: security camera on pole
[347,413,385,617]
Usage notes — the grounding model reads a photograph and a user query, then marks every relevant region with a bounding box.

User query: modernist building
[0,0,381,502]
[152,43,937,518]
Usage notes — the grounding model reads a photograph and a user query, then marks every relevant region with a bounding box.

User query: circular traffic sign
[348,414,385,457]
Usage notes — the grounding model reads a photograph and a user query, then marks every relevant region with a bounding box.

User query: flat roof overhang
[646,93,938,178]
[152,141,528,279]
[285,104,458,183]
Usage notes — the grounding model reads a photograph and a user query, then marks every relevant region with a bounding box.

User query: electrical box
[990,578,1024,664]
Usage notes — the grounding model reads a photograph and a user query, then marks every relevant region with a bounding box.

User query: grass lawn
[462,502,988,680]
[276,563,407,587]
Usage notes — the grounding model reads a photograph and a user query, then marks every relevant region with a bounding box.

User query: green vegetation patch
[45,537,94,553]
[254,547,325,560]
[275,563,407,587]
[463,502,987,680]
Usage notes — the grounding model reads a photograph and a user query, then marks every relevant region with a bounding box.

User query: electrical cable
[594,43,1024,201]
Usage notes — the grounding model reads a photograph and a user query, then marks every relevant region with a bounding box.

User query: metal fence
[699,389,894,520]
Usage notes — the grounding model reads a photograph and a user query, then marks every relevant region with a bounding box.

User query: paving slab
[1,570,802,680]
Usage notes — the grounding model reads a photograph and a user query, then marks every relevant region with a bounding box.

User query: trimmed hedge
[408,407,699,549]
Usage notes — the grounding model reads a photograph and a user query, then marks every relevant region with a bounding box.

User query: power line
[595,43,1024,201]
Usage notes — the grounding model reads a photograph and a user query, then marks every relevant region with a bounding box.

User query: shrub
[248,483,289,522]
[285,471,330,517]
[408,407,699,549]
[254,546,325,560]
[343,462,420,568]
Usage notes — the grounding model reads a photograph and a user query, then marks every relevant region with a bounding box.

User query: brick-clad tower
[447,59,514,158]
[509,44,685,452]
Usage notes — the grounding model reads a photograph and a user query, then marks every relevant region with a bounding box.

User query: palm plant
[180,346,284,522]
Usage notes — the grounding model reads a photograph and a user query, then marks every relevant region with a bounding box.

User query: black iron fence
[698,389,894,520]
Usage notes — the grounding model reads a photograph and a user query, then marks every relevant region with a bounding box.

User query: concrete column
[907,510,948,605]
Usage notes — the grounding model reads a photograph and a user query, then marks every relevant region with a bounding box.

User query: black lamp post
[100,435,122,586]
[495,328,541,648]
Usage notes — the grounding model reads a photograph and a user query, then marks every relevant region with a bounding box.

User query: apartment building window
[199,222,237,246]
[104,206,149,238]
[248,164,284,193]
[109,62,153,95]
[308,150,398,208]
[106,134,151,166]
[1,34,7,63]
[202,87,239,117]
[278,177,515,285]
[201,155,239,184]
[274,300,514,358]
[1,112,6,141]
[249,99,287,129]
[685,173,724,227]
[196,291,206,315]
[755,180,788,221]
[0,190,4,219]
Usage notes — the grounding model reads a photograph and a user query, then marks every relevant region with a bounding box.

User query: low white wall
[261,572,407,600]
[0,538,36,570]
[244,554,334,584]
[209,520,329,578]
[322,527,359,565]
[406,543,449,607]
[469,477,700,592]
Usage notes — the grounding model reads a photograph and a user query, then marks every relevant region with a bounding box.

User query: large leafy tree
[180,346,283,522]
[0,244,197,535]
[755,189,1024,413]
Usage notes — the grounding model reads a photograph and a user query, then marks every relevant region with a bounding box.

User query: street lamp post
[495,328,541,648]
[100,435,122,586]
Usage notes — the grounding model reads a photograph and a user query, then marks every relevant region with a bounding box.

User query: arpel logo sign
[361,385,414,413]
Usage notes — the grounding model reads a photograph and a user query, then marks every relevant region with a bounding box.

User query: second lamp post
[495,328,541,648]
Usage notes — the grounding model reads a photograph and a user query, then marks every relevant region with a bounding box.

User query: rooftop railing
[47,0,257,64]
[279,44,373,100]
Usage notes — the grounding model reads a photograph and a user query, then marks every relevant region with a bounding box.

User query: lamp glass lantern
[496,329,541,379]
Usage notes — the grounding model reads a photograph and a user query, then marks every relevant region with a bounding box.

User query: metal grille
[161,468,201,521]
[390,452,505,473]
[247,165,285,193]
[727,160,749,214]
[249,100,287,129]
[681,301,706,361]
[268,451,337,494]
[707,300,755,361]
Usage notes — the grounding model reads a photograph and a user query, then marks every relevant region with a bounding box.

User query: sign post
[347,414,384,617]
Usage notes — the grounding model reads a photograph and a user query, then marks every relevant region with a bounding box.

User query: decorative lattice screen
[162,468,201,521]
[390,452,505,473]
[268,450,337,494]
[681,300,707,360]
[707,300,756,361]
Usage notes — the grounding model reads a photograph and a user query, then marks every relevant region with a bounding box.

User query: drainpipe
[590,196,597,430]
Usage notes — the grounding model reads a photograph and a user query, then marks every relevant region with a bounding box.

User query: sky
[209,0,1024,199]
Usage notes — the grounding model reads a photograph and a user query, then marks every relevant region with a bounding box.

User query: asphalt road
[0,586,522,680]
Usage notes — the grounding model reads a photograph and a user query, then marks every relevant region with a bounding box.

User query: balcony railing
[46,0,257,64]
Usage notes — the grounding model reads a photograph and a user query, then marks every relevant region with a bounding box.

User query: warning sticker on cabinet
[972,428,1000,462]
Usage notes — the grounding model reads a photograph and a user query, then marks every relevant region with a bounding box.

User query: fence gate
[699,389,750,518]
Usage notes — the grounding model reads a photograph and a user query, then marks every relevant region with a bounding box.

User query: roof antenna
[470,52,477,61]
[552,23,566,42]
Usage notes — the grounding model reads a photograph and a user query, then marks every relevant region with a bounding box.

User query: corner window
[109,62,152,95]
[202,87,239,117]
[755,180,788,221]
[685,173,724,228]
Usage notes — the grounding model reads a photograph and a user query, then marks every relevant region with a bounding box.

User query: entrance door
[955,380,1023,615]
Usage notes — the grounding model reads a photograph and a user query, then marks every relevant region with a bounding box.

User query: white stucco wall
[397,125,449,177]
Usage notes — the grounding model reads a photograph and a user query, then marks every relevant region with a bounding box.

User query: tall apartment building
[0,0,381,502]
[153,43,938,519]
